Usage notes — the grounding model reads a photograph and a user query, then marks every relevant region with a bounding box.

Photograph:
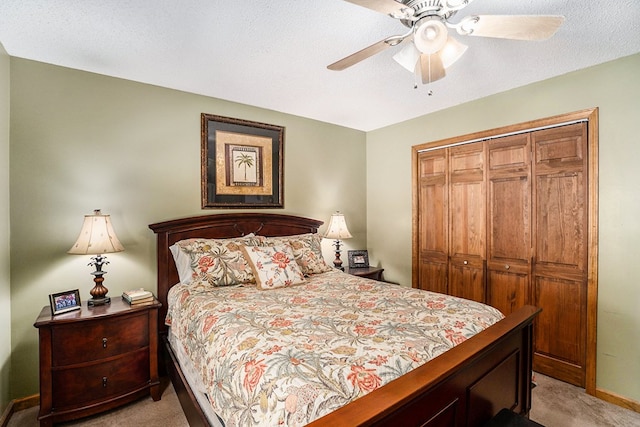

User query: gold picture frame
[201,114,284,208]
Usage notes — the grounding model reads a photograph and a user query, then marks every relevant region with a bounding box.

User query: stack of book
[122,288,154,306]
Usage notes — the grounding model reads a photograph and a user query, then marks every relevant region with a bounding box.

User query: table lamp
[68,209,124,306]
[323,211,352,271]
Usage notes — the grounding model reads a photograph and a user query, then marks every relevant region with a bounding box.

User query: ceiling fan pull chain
[427,55,434,96]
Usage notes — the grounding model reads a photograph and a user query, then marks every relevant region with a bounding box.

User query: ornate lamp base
[88,255,111,306]
[88,296,111,306]
[332,239,345,271]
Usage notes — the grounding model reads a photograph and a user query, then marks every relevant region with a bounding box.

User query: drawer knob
[505,264,510,270]
[102,377,108,388]
[102,338,108,348]
[463,260,468,265]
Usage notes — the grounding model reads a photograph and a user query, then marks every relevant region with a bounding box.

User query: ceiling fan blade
[457,15,564,40]
[343,0,415,19]
[328,36,408,71]
[420,53,446,84]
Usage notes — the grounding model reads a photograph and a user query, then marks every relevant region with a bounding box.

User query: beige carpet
[8,374,640,426]
[530,373,640,427]
[7,377,189,427]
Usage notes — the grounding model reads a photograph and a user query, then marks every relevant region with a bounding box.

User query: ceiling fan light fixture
[414,18,448,54]
[393,43,421,73]
[440,37,468,68]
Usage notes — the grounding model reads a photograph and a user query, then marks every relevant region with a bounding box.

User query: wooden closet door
[486,134,532,316]
[448,143,486,303]
[416,150,448,294]
[532,123,588,387]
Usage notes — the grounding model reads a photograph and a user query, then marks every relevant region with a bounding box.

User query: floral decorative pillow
[170,235,264,287]
[241,244,305,290]
[262,233,332,275]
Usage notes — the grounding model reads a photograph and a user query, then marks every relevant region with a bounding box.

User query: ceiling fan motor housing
[400,0,472,26]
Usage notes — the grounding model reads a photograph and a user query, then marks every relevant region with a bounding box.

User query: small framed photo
[348,250,369,268]
[49,289,82,315]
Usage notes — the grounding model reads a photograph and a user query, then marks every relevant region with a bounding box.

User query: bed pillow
[170,234,264,286]
[241,244,305,290]
[261,233,333,275]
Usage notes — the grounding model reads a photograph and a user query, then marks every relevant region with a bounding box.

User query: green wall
[8,59,366,399]
[0,42,11,413]
[366,53,640,402]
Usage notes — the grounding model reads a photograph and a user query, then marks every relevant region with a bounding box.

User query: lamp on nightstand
[68,209,124,306]
[323,211,352,271]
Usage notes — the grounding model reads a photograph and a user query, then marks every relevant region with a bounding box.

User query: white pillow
[170,243,194,284]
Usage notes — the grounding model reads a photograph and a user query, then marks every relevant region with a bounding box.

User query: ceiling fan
[328,0,564,88]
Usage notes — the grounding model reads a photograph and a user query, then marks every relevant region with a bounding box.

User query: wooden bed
[149,213,540,427]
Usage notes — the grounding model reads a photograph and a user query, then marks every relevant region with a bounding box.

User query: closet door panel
[417,151,448,293]
[418,152,448,257]
[487,134,531,265]
[534,125,585,172]
[533,276,586,386]
[487,135,531,315]
[450,181,485,258]
[449,146,485,258]
[535,171,586,273]
[450,259,485,303]
[532,123,587,276]
[532,122,588,387]
[487,176,530,263]
[488,137,529,172]
[449,144,486,302]
[418,259,448,294]
[487,270,528,316]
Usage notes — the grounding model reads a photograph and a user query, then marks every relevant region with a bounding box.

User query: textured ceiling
[1,0,639,131]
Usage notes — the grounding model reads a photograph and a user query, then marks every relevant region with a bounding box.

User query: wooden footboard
[309,305,540,427]
[163,305,538,427]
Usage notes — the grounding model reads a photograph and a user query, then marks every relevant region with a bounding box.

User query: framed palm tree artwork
[201,113,284,208]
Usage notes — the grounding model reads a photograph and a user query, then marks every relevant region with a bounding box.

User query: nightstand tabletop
[35,296,161,327]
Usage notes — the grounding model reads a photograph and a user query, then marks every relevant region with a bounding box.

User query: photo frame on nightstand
[49,289,81,315]
[348,250,369,268]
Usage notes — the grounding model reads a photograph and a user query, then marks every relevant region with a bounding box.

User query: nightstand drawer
[52,312,149,366]
[51,347,150,410]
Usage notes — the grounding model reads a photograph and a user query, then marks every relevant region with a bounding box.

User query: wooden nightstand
[34,297,162,427]
[346,266,384,281]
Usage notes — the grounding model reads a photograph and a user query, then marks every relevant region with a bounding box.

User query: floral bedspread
[166,269,504,427]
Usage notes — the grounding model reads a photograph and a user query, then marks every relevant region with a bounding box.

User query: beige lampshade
[323,212,353,240]
[68,209,125,255]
